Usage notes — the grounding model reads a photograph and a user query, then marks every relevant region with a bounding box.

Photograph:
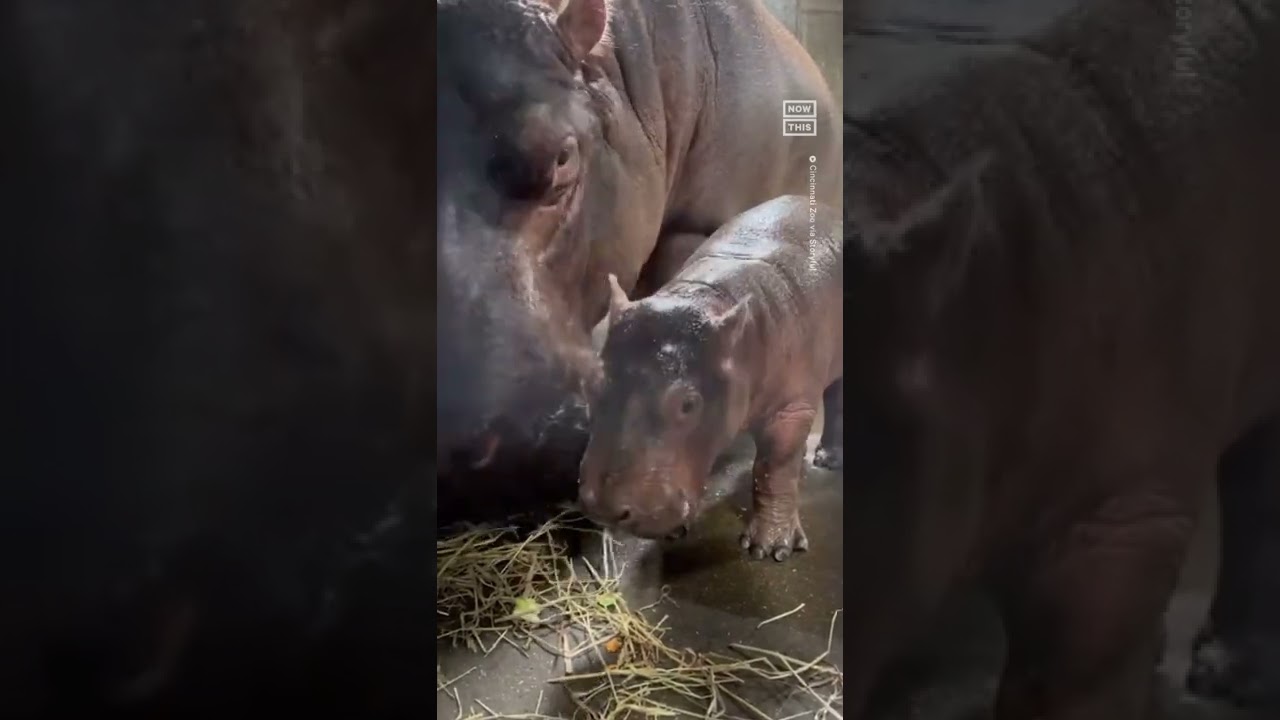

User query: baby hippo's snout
[578,468,692,539]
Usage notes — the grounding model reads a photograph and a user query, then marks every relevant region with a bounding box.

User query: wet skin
[436,0,841,522]
[579,196,843,562]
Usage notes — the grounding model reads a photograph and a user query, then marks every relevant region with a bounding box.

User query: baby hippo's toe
[813,444,843,470]
[740,513,809,562]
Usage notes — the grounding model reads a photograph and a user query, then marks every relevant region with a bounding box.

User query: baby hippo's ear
[887,152,994,317]
[579,357,605,413]
[589,315,610,352]
[606,274,632,326]
[897,153,990,256]
[710,295,751,353]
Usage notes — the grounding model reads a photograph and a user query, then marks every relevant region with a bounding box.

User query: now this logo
[782,100,817,137]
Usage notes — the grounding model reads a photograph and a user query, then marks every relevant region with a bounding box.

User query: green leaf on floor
[511,597,542,624]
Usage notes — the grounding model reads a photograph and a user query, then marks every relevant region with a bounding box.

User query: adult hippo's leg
[1187,413,1280,709]
[631,232,708,299]
[814,379,844,470]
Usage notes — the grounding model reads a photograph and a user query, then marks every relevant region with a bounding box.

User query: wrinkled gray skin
[436,0,840,518]
[579,196,843,562]
[840,0,1280,717]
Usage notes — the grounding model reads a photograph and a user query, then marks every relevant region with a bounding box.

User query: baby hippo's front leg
[742,402,817,562]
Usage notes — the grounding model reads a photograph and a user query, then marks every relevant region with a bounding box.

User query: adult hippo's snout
[436,198,598,517]
[436,396,594,526]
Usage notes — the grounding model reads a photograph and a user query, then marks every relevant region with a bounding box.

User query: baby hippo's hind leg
[814,379,844,470]
[742,401,817,562]
[995,489,1195,720]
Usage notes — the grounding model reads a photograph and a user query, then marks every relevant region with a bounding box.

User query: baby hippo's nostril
[615,507,632,524]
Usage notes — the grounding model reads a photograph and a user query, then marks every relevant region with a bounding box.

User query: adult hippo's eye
[545,136,580,204]
[555,139,576,167]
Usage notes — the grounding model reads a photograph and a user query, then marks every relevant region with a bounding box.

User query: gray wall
[760,0,798,29]
[761,0,843,111]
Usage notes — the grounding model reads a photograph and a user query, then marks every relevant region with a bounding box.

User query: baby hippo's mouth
[619,518,684,540]
[596,497,694,541]
[578,462,699,540]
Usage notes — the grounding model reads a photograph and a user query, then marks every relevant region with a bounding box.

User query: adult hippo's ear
[553,0,611,63]
[606,273,632,326]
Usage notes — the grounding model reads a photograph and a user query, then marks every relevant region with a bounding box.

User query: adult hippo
[436,0,841,521]
[3,0,433,715]
[842,0,1280,717]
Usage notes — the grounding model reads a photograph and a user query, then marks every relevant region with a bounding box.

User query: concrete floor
[437,421,1268,720]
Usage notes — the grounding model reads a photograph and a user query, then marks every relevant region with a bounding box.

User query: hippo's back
[668,196,843,316]
[849,0,1280,428]
[606,0,842,224]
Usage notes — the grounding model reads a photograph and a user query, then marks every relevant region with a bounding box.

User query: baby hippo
[578,195,843,561]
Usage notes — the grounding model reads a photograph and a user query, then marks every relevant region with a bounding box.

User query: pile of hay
[436,510,844,720]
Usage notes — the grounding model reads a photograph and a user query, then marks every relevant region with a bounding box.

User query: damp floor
[436,417,1268,720]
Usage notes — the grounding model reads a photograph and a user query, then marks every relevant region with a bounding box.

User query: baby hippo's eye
[677,392,701,418]
[663,384,702,422]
